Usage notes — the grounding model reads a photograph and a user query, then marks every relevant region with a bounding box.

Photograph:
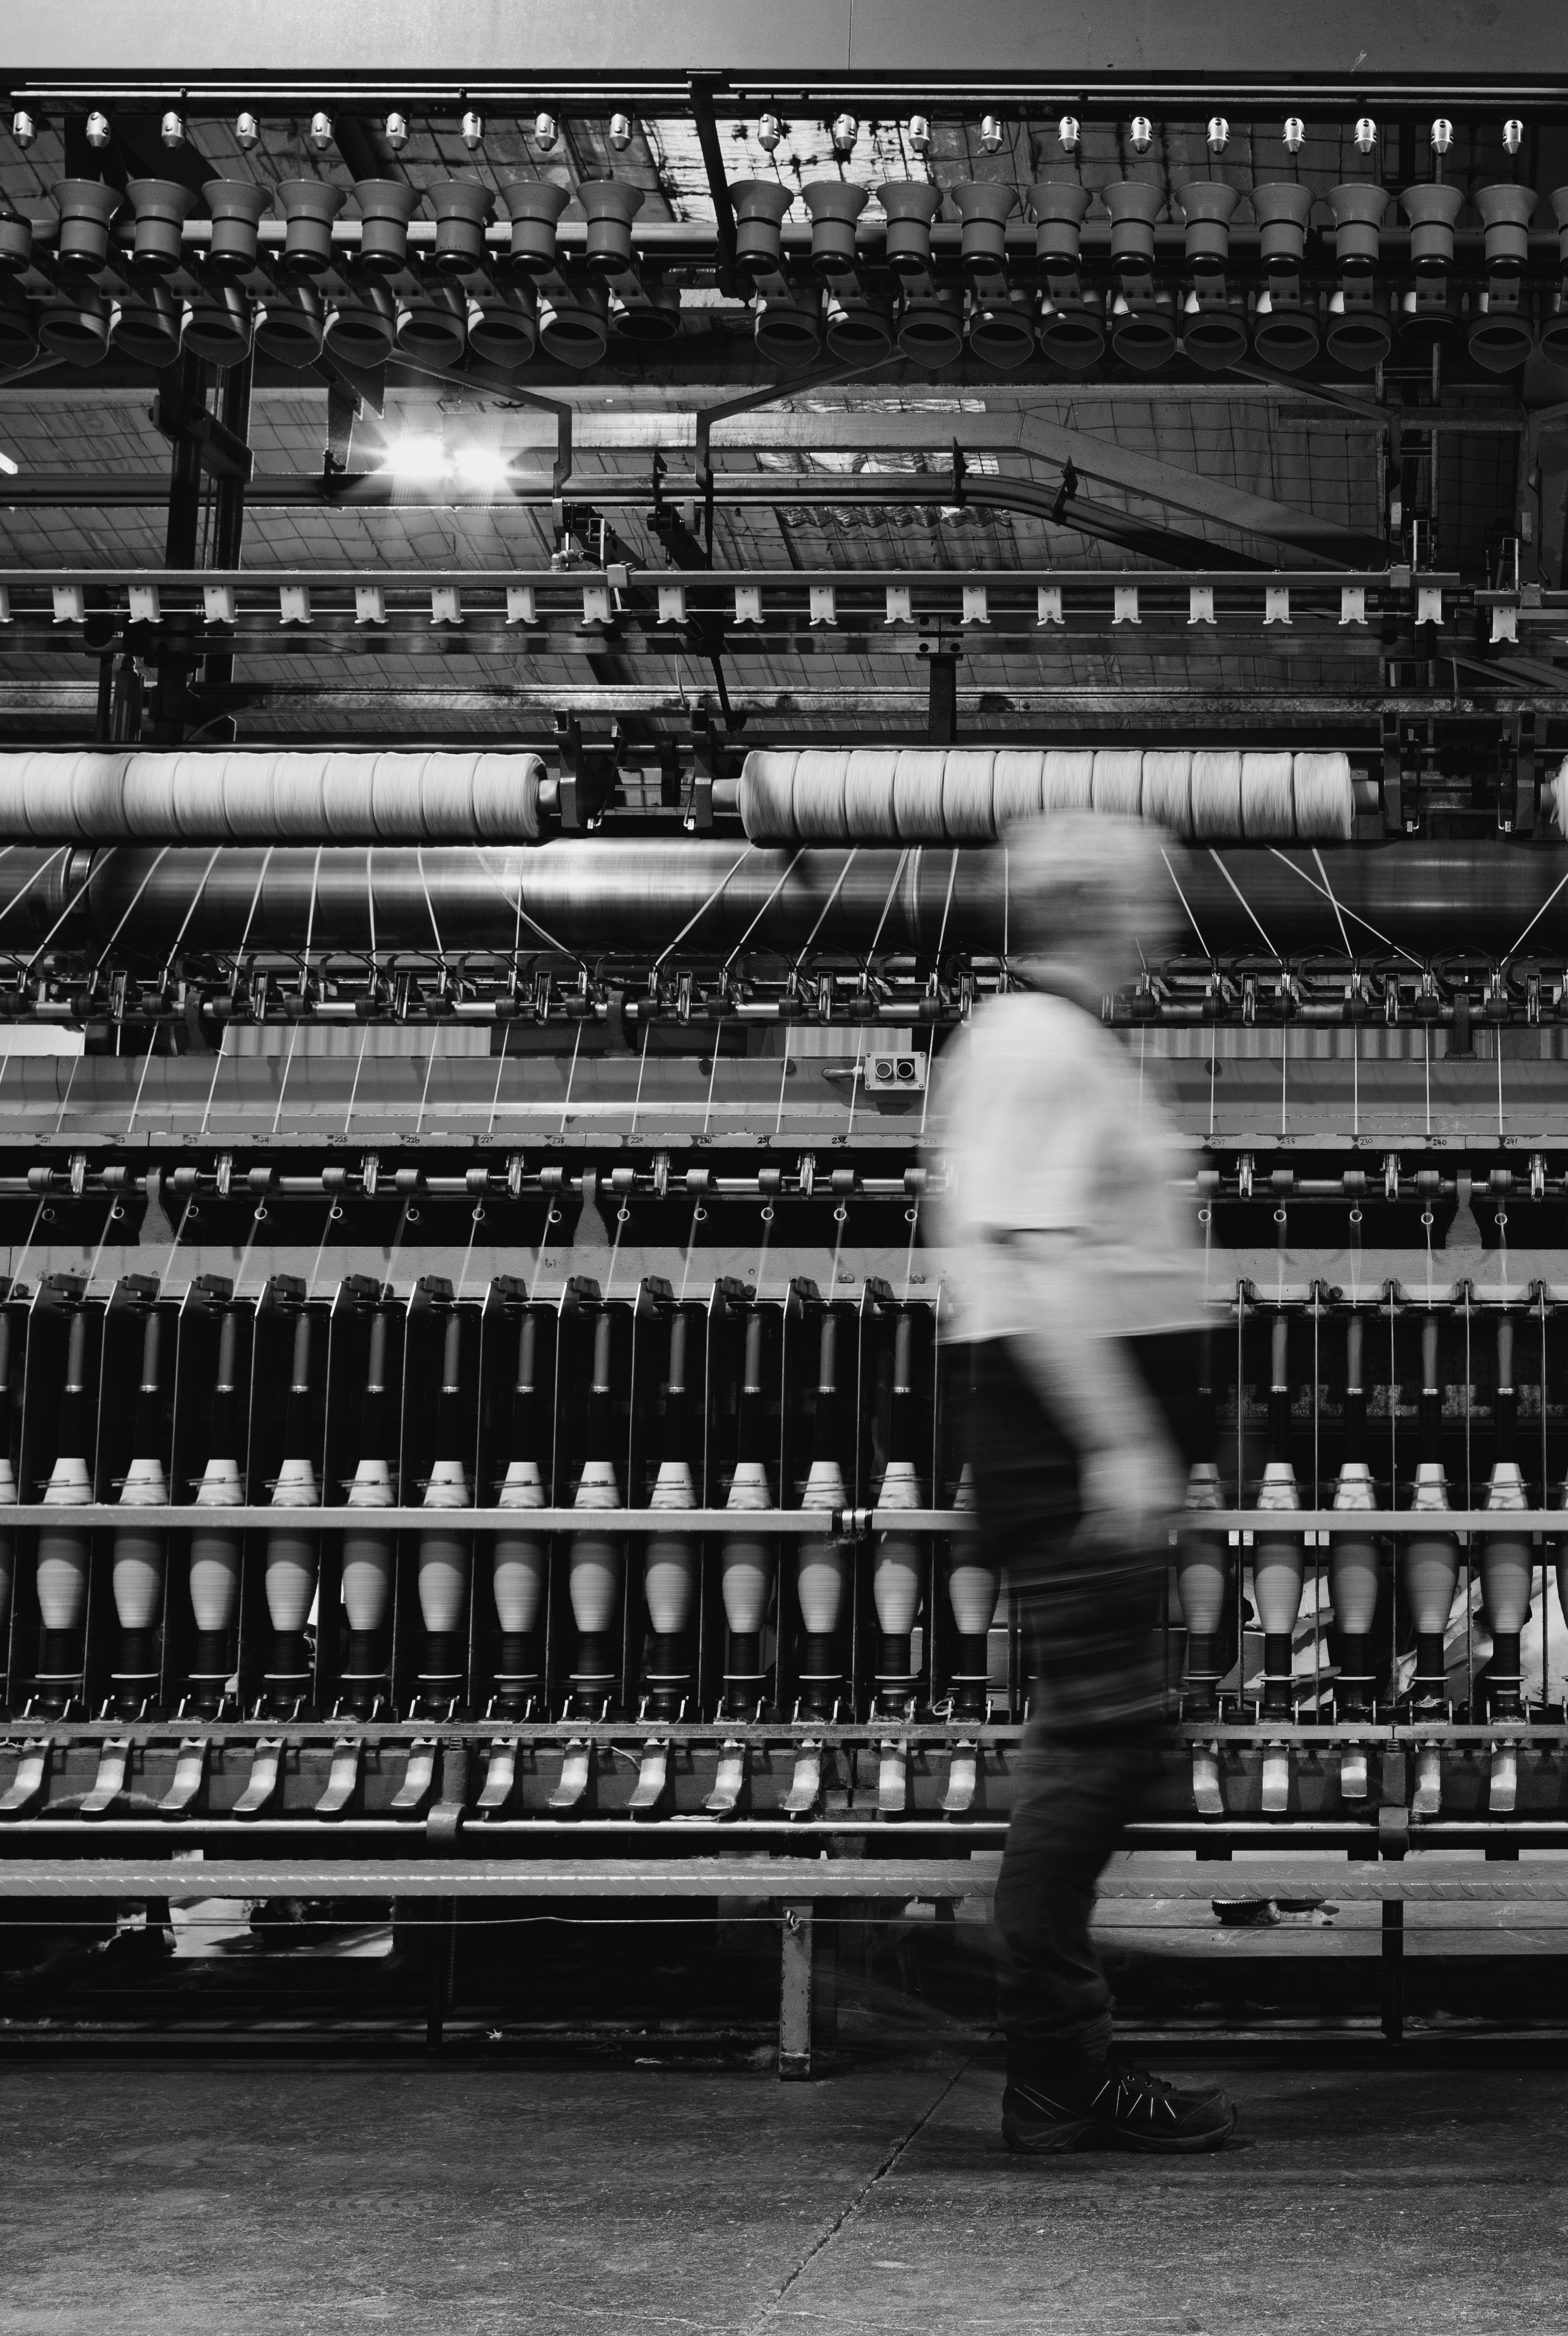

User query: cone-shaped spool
[430,178,493,273]
[1104,179,1163,267]
[0,213,33,274]
[1475,182,1535,275]
[1174,179,1238,274]
[255,282,324,366]
[54,179,120,273]
[1402,182,1465,274]
[497,179,570,276]
[755,283,822,362]
[538,278,608,366]
[126,178,197,275]
[326,280,397,366]
[1328,182,1388,276]
[352,179,418,277]
[182,280,254,367]
[731,179,794,279]
[898,286,964,365]
[580,179,643,276]
[112,282,181,365]
[466,278,537,366]
[801,179,868,274]
[1252,182,1313,270]
[205,180,272,279]
[951,180,1016,272]
[878,180,941,276]
[1028,179,1092,270]
[277,179,345,278]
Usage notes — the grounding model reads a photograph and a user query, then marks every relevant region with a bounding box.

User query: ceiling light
[235,111,260,150]
[978,114,1004,154]
[533,111,560,151]
[308,110,334,152]
[1207,116,1229,153]
[758,112,782,153]
[1283,116,1305,154]
[384,434,447,481]
[907,113,931,156]
[1503,116,1525,156]
[86,110,111,150]
[1354,116,1378,154]
[1431,116,1453,154]
[1129,116,1152,155]
[10,110,35,150]
[1057,114,1080,152]
[451,445,510,488]
[608,110,634,151]
[384,110,409,149]
[461,108,484,150]
[160,109,185,149]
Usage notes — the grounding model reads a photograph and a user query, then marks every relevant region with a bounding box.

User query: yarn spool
[1241,750,1297,840]
[791,749,850,840]
[991,748,1047,828]
[1190,749,1243,840]
[1142,750,1194,837]
[1091,748,1144,818]
[843,749,900,839]
[892,748,949,842]
[940,749,996,841]
[1042,749,1094,812]
[1291,750,1355,840]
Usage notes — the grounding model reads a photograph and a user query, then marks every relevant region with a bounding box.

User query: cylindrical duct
[352,180,419,275]
[205,181,272,278]
[1251,183,1313,270]
[430,179,494,273]
[497,180,571,275]
[1475,183,1535,275]
[53,180,121,272]
[126,179,198,274]
[277,180,345,277]
[1328,183,1388,275]
[1103,180,1163,266]
[579,180,644,275]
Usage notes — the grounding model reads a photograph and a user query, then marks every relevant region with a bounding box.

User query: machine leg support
[778,1902,839,2079]
[1381,1898,1404,2046]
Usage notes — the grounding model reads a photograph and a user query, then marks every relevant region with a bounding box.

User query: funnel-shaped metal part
[731,180,795,278]
[1401,182,1464,274]
[205,180,272,280]
[126,179,197,275]
[1028,179,1092,270]
[1110,286,1177,367]
[496,179,570,276]
[430,179,494,274]
[1037,289,1105,372]
[801,179,869,273]
[325,280,397,365]
[755,282,823,362]
[538,278,609,366]
[112,281,182,364]
[182,280,254,368]
[39,282,113,364]
[1174,180,1239,272]
[1181,288,1248,368]
[353,179,419,275]
[1252,287,1320,370]
[1328,183,1387,275]
[466,278,538,366]
[968,286,1036,367]
[1469,293,1535,372]
[825,289,894,362]
[53,179,121,273]
[1475,183,1535,275]
[277,179,345,278]
[897,286,964,365]
[1325,285,1391,370]
[0,213,33,274]
[579,179,644,276]
[877,181,941,276]
[951,180,1017,271]
[397,281,468,366]
[1103,180,1164,266]
[1252,182,1313,269]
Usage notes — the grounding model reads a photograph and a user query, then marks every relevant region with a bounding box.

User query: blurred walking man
[932,814,1237,2154]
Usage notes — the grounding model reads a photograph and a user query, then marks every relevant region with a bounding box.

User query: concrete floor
[1,2055,1565,2336]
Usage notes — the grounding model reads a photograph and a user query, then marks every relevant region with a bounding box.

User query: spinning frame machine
[3,10,1568,2020]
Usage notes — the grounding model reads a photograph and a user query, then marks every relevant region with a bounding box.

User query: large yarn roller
[0,750,544,844]
[739,745,1355,843]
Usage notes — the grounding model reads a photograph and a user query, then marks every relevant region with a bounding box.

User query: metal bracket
[705,1738,747,1816]
[783,1742,823,1818]
[1488,1743,1518,1813]
[159,1737,207,1817]
[630,1738,670,1814]
[391,1738,438,1814]
[548,1738,592,1811]
[1339,1744,1369,1801]
[1191,1742,1223,1816]
[875,1740,908,1816]
[1261,1742,1291,1814]
[1412,1744,1443,1818]
[81,1737,132,1817]
[315,1737,362,1817]
[233,1737,284,1818]
[940,1743,979,1816]
[477,1738,517,1812]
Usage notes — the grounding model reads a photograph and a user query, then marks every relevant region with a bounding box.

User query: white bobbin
[1241,750,1296,840]
[843,750,900,839]
[1290,750,1354,841]
[892,750,949,842]
[1042,749,1093,813]
[1091,748,1143,819]
[792,750,851,839]
[738,750,798,844]
[941,749,997,841]
[1141,750,1194,838]
[991,749,1047,829]
[1190,749,1243,840]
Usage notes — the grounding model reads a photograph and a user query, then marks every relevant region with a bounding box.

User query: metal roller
[0,751,544,845]
[0,839,1565,959]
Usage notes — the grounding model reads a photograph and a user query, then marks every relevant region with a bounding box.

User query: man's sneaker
[1003,2057,1238,2155]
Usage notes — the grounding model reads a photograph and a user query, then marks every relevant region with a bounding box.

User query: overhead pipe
[5,840,1568,962]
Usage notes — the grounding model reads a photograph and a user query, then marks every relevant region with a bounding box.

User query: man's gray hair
[999,810,1180,960]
